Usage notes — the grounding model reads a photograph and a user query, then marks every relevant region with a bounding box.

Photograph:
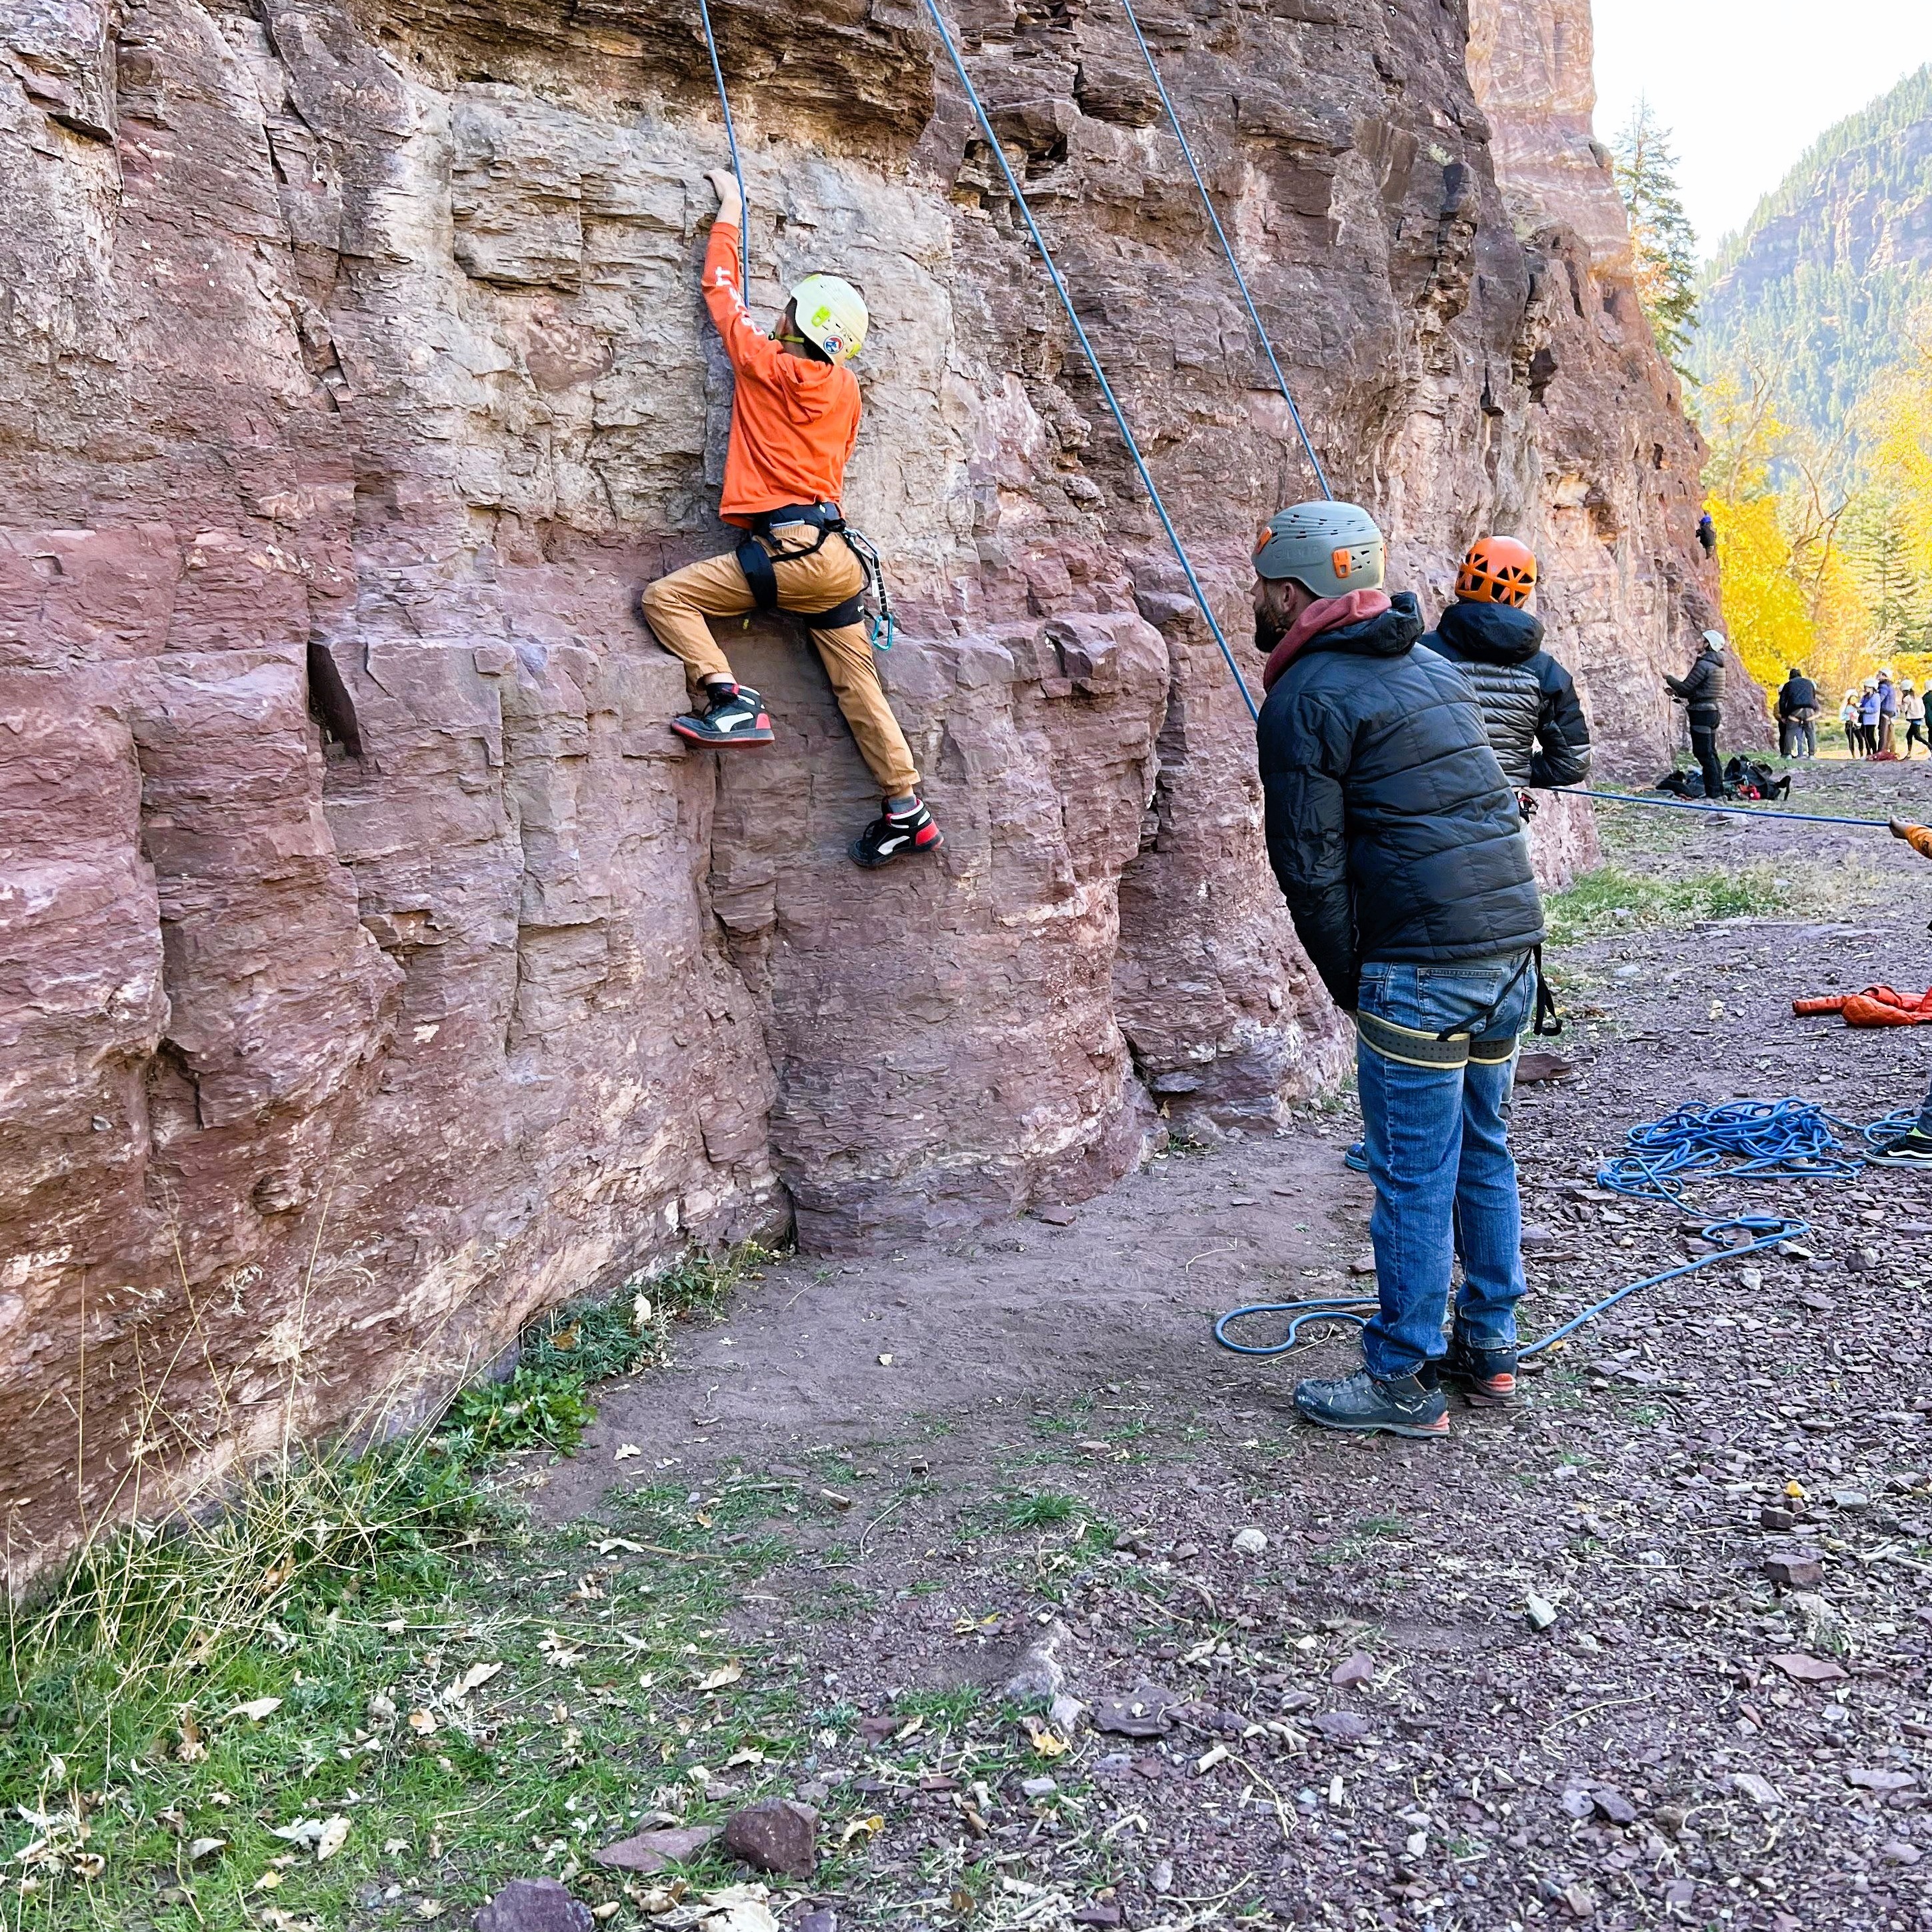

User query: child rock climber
[638,168,941,870]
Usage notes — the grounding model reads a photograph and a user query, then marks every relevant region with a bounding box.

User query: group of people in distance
[1824,667,1931,759]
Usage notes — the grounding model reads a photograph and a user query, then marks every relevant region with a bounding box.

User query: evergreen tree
[1613,99,1701,373]
[1845,491,1932,656]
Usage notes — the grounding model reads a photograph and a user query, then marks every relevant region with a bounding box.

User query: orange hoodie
[703,221,861,527]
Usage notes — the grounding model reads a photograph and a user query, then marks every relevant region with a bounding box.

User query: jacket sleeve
[702,221,788,385]
[1529,658,1591,788]
[1259,688,1359,1011]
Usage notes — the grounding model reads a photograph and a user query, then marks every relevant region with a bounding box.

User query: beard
[1254,609,1287,655]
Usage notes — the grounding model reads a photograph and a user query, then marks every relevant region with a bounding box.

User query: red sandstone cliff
[1,0,1720,1567]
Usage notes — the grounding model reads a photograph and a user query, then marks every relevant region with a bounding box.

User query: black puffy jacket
[1257,592,1547,1013]
[1777,675,1818,717]
[1666,645,1725,717]
[1425,599,1592,788]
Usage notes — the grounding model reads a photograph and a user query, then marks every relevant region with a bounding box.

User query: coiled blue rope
[1599,1097,1917,1203]
[1215,1097,1923,1364]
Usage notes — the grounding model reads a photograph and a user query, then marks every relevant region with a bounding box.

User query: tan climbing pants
[640,527,920,798]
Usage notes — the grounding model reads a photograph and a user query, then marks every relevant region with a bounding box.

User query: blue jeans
[1355,955,1535,1379]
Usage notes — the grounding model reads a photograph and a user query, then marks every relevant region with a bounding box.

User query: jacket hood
[1263,591,1422,689]
[1433,597,1545,665]
[774,355,856,431]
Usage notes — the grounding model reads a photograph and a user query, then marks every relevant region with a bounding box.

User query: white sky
[1591,1,1932,258]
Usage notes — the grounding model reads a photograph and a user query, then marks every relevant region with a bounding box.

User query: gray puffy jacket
[1425,600,1591,789]
[1666,645,1725,718]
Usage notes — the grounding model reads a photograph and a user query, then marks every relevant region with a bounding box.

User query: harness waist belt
[1356,1009,1517,1070]
[749,502,843,533]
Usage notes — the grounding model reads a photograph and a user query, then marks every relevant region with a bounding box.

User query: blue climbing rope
[1212,1215,1813,1363]
[1597,1098,1869,1204]
[1217,1096,1923,1363]
[1520,1215,1811,1359]
[1115,0,1331,501]
[919,0,1261,723]
[695,0,749,295]
[1549,788,1898,833]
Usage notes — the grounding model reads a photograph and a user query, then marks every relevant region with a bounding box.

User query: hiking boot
[851,795,943,870]
[1869,1125,1932,1169]
[1343,1140,1369,1173]
[1437,1334,1520,1407]
[671,682,774,747]
[1293,1368,1447,1439]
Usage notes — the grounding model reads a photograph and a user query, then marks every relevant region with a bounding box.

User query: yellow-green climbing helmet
[790,274,869,364]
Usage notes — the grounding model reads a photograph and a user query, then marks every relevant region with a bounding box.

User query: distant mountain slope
[1696,65,1932,466]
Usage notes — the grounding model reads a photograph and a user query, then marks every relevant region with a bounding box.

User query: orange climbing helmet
[1457,535,1539,608]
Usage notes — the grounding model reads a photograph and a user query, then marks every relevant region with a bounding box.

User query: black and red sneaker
[671,683,774,747]
[850,795,943,869]
[1435,1334,1520,1407]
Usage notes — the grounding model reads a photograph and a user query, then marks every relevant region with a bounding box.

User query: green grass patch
[1,1243,803,1931]
[1545,861,1847,945]
[1001,1491,1085,1531]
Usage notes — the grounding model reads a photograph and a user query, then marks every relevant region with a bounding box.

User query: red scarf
[1260,590,1393,692]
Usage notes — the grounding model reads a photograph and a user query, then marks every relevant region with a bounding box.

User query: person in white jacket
[1905,681,1928,758]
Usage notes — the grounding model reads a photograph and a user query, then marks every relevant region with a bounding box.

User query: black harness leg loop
[735,535,780,614]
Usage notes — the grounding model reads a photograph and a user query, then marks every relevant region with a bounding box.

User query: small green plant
[1001,1490,1083,1530]
[431,1240,781,1468]
[436,1363,600,1461]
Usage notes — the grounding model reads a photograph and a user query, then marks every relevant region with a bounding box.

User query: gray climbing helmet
[1253,501,1386,599]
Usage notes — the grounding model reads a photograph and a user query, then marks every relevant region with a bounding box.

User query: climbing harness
[918,0,1261,723]
[1213,1215,1813,1365]
[1115,0,1331,501]
[735,505,897,651]
[1547,788,1899,833]
[694,0,749,295]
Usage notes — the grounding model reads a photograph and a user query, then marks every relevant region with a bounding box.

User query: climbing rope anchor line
[917,0,1261,724]
[1547,787,1900,833]
[693,0,749,295]
[1115,0,1331,502]
[1213,1215,1813,1365]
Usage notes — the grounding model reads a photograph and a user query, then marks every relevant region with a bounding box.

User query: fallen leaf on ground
[697,1662,743,1691]
[227,1698,282,1723]
[613,1444,643,1462]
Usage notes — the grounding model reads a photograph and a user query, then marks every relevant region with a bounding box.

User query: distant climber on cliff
[1253,502,1546,1441]
[637,168,941,870]
[1697,511,1717,559]
[1425,537,1591,797]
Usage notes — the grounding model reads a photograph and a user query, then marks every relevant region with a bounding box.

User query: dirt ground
[533,759,1932,1931]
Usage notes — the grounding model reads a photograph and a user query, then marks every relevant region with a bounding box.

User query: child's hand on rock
[706,169,743,223]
